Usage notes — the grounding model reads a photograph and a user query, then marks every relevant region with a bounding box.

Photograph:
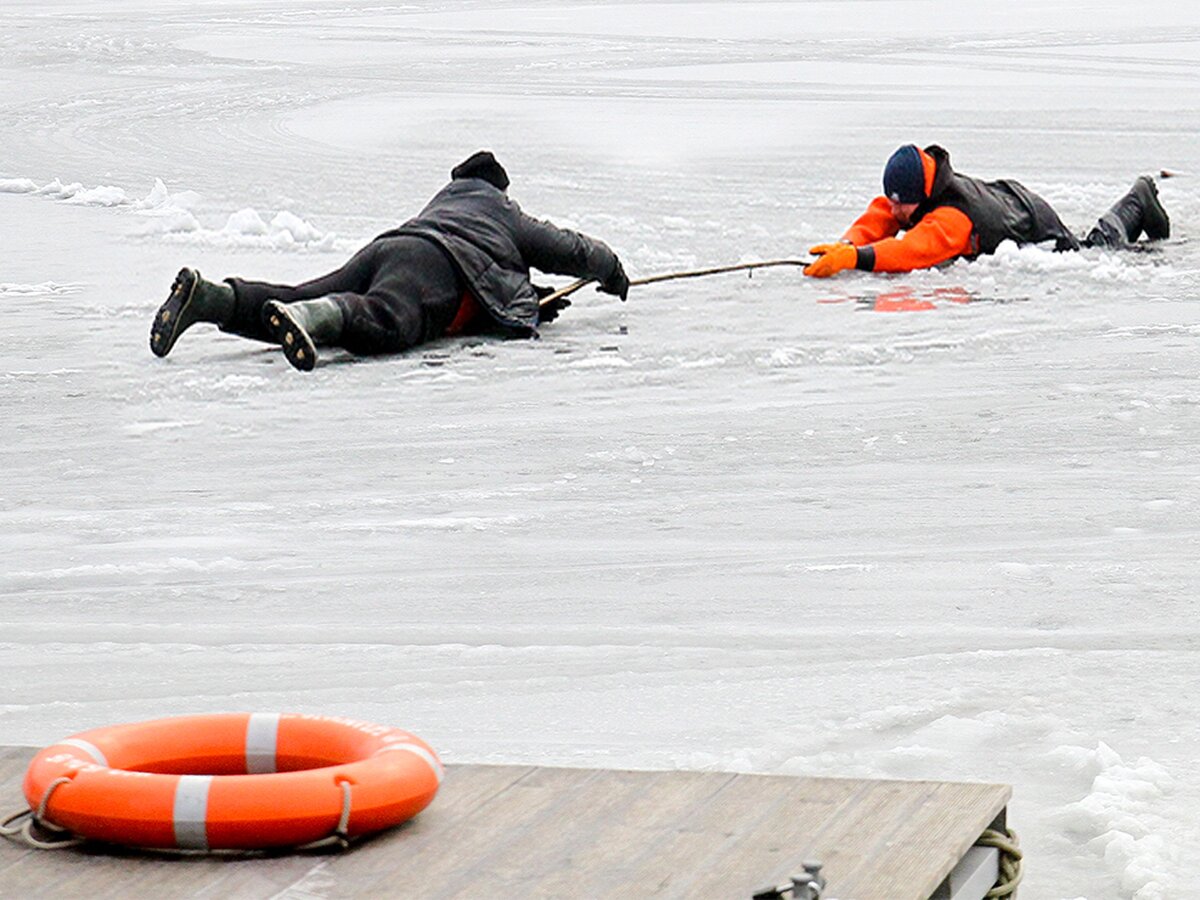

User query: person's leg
[336,237,465,355]
[150,241,384,357]
[221,240,383,341]
[1019,192,1081,252]
[1084,175,1170,248]
[263,236,465,371]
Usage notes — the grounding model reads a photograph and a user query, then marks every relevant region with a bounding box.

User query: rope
[978,826,1023,898]
[0,777,85,850]
[295,779,354,852]
[34,776,73,825]
[537,258,811,308]
[0,808,33,838]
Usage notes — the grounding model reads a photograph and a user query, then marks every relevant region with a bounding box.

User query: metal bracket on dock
[752,860,826,900]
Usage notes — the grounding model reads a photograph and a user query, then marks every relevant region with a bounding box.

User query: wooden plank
[610,771,850,896]
[509,768,740,898]
[780,778,943,899]
[0,745,33,782]
[0,831,325,900]
[340,765,609,896]
[107,853,324,900]
[692,775,886,897]
[433,767,739,899]
[0,746,37,879]
[713,776,1008,900]
[288,764,536,897]
[842,781,1010,899]
[611,769,831,896]
[0,748,1009,900]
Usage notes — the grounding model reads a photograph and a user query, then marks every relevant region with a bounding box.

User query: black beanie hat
[451,150,510,191]
[883,144,926,204]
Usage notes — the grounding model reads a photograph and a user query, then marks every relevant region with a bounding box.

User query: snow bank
[0,177,38,193]
[208,206,339,250]
[3,173,343,251]
[972,241,1153,284]
[1051,743,1180,899]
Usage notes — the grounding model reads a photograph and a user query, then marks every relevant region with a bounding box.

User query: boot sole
[263,301,317,372]
[149,268,198,358]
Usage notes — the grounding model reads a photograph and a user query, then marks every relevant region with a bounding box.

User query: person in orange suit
[804,144,1170,277]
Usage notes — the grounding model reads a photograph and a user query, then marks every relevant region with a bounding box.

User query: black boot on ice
[262,298,344,372]
[150,268,236,357]
[1086,175,1170,248]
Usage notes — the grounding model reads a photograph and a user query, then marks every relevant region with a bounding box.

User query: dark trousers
[1017,183,1158,253]
[1080,179,1165,250]
[1082,213,1131,250]
[223,235,465,355]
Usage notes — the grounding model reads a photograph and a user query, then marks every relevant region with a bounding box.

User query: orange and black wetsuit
[845,145,1079,273]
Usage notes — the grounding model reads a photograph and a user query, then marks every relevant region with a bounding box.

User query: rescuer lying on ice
[150,151,630,370]
[803,143,1171,278]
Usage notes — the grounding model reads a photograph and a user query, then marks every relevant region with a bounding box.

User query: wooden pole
[537,258,810,309]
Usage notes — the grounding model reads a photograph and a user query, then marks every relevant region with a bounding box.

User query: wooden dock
[0,745,1011,899]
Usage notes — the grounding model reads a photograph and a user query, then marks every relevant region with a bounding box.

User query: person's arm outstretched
[855,208,973,273]
[805,203,973,277]
[514,209,629,300]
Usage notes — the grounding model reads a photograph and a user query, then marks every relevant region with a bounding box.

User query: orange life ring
[22,713,442,850]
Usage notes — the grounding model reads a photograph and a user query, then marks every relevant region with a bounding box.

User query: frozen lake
[2,2,1199,896]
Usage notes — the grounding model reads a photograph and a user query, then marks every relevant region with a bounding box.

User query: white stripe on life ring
[59,738,108,767]
[374,744,444,784]
[245,712,280,774]
[173,775,212,850]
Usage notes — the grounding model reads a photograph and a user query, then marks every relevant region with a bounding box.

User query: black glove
[538,296,571,324]
[599,257,630,301]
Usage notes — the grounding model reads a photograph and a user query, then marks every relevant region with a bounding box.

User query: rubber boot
[1133,175,1171,240]
[150,268,236,357]
[1086,175,1170,248]
[262,298,344,372]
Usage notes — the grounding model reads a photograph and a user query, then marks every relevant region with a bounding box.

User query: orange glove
[804,242,859,278]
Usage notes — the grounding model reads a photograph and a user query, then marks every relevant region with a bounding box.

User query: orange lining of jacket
[445,290,481,336]
[919,147,936,197]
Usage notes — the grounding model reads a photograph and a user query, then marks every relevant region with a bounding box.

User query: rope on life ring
[1,776,84,849]
[294,779,354,852]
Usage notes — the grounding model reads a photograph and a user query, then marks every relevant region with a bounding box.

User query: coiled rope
[978,826,1023,898]
[0,777,83,850]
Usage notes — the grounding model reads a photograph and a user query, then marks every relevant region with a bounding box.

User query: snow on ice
[7,173,344,251]
[1,1,1199,897]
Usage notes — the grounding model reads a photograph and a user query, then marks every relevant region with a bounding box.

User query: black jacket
[378,177,622,334]
[915,145,1079,255]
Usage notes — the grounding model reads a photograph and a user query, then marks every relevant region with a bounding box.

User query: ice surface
[2,2,1199,897]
